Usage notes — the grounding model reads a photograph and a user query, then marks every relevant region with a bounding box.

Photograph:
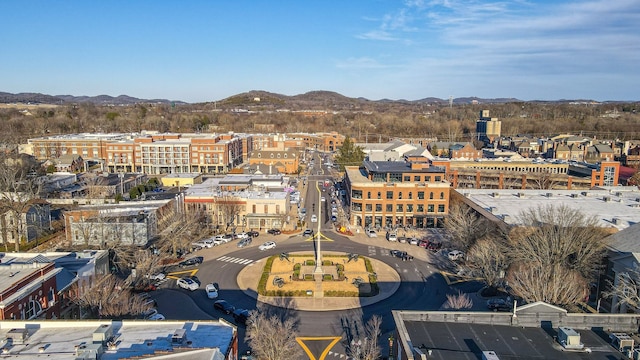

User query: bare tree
[156,208,209,258]
[216,194,244,231]
[467,237,511,289]
[508,263,587,305]
[603,266,640,312]
[245,308,303,360]
[0,153,42,252]
[443,291,473,310]
[444,200,492,251]
[73,274,152,318]
[345,315,382,360]
[505,204,607,305]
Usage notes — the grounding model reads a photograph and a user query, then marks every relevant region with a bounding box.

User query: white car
[366,229,377,238]
[258,241,276,251]
[177,277,199,291]
[235,232,249,240]
[448,250,465,261]
[386,232,397,242]
[205,283,219,299]
[311,215,318,223]
[321,196,326,202]
[192,239,214,249]
[145,272,166,281]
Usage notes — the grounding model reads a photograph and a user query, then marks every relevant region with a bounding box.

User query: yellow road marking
[296,336,341,360]
[166,269,199,279]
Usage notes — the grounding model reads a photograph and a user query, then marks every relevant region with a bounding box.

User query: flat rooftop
[403,321,621,360]
[459,187,640,231]
[0,320,234,360]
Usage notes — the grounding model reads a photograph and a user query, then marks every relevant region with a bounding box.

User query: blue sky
[1,0,638,103]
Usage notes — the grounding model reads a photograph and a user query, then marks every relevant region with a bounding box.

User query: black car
[247,230,260,237]
[179,256,203,268]
[303,229,314,236]
[267,229,281,235]
[390,250,413,261]
[214,300,236,314]
[232,308,251,325]
[487,298,512,312]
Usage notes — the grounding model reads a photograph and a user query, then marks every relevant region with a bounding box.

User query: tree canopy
[334,136,365,171]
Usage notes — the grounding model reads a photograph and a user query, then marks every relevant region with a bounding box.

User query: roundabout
[237,251,401,311]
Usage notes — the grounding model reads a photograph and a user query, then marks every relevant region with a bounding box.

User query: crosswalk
[216,256,254,265]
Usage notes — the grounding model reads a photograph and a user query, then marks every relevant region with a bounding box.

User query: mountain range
[0,90,608,108]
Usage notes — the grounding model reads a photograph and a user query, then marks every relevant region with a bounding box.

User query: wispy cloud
[335,57,391,69]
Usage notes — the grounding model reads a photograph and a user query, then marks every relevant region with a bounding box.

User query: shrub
[323,274,333,281]
[322,260,333,266]
[304,274,314,281]
[305,259,315,266]
[337,271,345,280]
[293,263,301,271]
[336,264,345,271]
[293,270,300,279]
[364,258,374,273]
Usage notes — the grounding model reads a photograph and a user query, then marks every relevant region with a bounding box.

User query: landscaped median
[257,253,379,297]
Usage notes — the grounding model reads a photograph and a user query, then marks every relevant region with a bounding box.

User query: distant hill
[0,92,184,105]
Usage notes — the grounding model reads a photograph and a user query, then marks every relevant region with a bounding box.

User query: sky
[1,0,639,103]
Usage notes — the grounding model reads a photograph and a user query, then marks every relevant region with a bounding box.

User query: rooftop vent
[611,333,634,353]
[171,329,187,345]
[581,191,589,197]
[492,192,500,198]
[570,193,579,198]
[603,196,611,202]
[558,327,584,350]
[545,192,553,198]
[92,324,113,344]
[6,328,28,345]
[613,218,621,225]
[518,192,525,198]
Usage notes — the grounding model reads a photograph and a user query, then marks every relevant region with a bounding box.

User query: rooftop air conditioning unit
[92,324,113,344]
[546,192,553,198]
[6,328,28,345]
[603,196,611,202]
[171,329,187,346]
[558,327,584,350]
[492,192,500,198]
[613,218,621,225]
[570,193,579,198]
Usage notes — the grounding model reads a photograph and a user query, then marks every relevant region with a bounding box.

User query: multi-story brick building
[344,159,451,229]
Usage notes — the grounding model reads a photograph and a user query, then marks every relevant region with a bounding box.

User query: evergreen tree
[334,136,365,171]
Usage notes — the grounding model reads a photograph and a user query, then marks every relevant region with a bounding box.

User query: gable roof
[515,301,567,314]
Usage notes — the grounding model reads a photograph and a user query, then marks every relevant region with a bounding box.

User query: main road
[154,153,453,357]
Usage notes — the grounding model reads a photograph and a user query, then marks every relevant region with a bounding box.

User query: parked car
[267,229,281,235]
[205,283,219,299]
[177,277,199,291]
[147,313,166,321]
[321,196,326,202]
[366,229,377,238]
[235,232,249,240]
[247,230,260,237]
[386,232,397,241]
[237,237,252,248]
[409,238,419,246]
[192,239,214,249]
[145,272,166,281]
[448,250,465,261]
[232,308,251,325]
[259,241,276,251]
[427,241,442,251]
[418,239,429,248]
[303,229,314,236]
[487,298,512,312]
[214,300,235,314]
[179,256,203,268]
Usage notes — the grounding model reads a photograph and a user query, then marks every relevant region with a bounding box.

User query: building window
[429,192,434,199]
[353,202,362,211]
[386,191,393,200]
[408,192,413,199]
[389,173,402,182]
[435,176,442,182]
[365,204,372,212]
[398,192,403,200]
[372,173,386,182]
[426,176,431,182]
[440,192,444,200]
[375,204,382,212]
[386,204,393,212]
[428,204,434,212]
[367,192,371,199]
[414,176,421,181]
[264,205,268,213]
[26,299,42,319]
[404,176,411,182]
[438,204,445,212]
[377,192,381,199]
[352,190,362,199]
[417,204,424,212]
[406,204,413,212]
[418,191,424,200]
[396,204,403,212]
